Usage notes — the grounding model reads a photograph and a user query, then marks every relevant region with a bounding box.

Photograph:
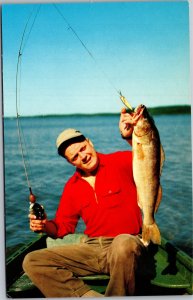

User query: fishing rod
[15,5,44,220]
[16,4,133,219]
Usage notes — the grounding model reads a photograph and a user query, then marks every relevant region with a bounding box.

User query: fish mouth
[134,104,146,118]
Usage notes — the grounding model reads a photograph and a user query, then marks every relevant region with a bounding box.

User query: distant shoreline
[4,105,191,119]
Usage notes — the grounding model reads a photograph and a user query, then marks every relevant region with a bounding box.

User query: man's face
[65,139,99,174]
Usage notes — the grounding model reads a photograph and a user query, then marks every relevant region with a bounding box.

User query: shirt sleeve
[51,180,80,238]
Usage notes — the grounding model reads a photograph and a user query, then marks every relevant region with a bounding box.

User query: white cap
[56,128,84,150]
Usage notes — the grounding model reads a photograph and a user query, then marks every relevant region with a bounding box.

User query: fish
[131,104,165,246]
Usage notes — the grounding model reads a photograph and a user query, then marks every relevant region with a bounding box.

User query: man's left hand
[119,108,134,139]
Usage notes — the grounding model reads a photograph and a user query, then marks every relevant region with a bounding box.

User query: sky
[2,1,191,116]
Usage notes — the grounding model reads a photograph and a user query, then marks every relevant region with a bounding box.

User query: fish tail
[142,222,161,245]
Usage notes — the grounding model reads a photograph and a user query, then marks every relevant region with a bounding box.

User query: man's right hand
[29,213,47,233]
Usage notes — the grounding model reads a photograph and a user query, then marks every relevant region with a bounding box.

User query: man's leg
[23,242,104,297]
[105,234,146,296]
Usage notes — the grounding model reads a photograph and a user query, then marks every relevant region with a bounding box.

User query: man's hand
[119,108,134,140]
[29,213,47,233]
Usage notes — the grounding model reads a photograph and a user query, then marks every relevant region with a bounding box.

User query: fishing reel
[29,202,45,234]
[29,202,45,220]
[29,190,45,220]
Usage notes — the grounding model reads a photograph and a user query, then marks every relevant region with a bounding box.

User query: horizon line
[3,104,191,119]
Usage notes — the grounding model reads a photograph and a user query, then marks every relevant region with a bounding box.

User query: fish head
[133,104,154,136]
[134,104,146,117]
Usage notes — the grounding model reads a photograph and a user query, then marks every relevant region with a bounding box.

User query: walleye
[129,104,165,245]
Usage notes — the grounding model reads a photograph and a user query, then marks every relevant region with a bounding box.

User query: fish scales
[132,104,165,246]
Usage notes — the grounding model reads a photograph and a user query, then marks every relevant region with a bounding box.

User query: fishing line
[16,5,41,197]
[15,3,132,197]
[52,3,121,96]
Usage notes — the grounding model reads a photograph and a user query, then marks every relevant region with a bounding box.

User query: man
[23,108,146,297]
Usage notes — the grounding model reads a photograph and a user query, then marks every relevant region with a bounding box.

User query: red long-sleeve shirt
[52,151,142,238]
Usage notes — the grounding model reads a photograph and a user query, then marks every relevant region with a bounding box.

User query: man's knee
[23,252,33,272]
[112,234,143,260]
[22,250,41,273]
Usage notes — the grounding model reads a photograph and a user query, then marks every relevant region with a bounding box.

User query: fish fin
[154,185,162,213]
[160,144,165,175]
[136,143,144,160]
[139,237,150,247]
[142,222,161,245]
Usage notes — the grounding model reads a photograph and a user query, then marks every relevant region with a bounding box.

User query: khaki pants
[23,234,145,297]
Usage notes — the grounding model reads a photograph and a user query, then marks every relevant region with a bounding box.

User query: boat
[6,233,193,297]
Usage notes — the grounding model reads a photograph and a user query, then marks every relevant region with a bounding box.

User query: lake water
[4,113,192,257]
